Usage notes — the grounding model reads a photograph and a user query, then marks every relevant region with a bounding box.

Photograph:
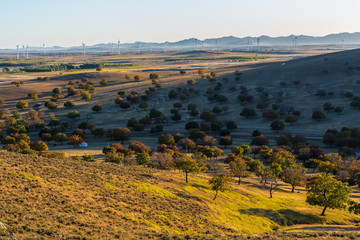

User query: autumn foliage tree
[68,135,83,148]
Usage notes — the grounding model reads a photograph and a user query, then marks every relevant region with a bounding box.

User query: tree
[219,136,233,148]
[52,88,61,94]
[229,157,250,184]
[64,101,75,108]
[41,133,53,144]
[136,152,151,166]
[92,104,102,112]
[173,156,207,183]
[67,110,80,120]
[16,101,28,110]
[113,128,131,144]
[92,128,105,138]
[306,175,352,216]
[47,101,57,111]
[134,75,142,82]
[226,120,237,130]
[180,139,196,152]
[158,134,175,145]
[100,78,107,85]
[251,135,269,146]
[54,133,67,145]
[81,92,91,100]
[281,164,306,192]
[312,110,327,121]
[240,107,257,118]
[209,174,232,200]
[149,108,163,118]
[149,73,159,79]
[270,120,285,132]
[139,101,148,110]
[129,141,150,153]
[285,115,299,126]
[189,129,206,141]
[68,135,83,148]
[30,140,48,153]
[185,121,199,130]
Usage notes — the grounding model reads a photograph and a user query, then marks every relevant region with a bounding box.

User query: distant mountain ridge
[1,32,360,53]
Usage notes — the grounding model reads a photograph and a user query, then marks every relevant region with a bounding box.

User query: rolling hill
[1,151,360,239]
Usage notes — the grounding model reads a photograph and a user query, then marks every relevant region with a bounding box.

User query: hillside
[1,151,360,239]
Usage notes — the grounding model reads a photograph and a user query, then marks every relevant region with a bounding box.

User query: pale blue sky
[1,0,359,48]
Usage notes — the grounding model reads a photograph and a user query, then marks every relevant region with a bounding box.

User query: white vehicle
[79,142,88,148]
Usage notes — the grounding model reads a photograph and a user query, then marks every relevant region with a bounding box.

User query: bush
[82,154,96,162]
[136,152,151,166]
[100,78,107,85]
[105,153,124,163]
[92,104,102,112]
[103,146,117,154]
[64,101,75,108]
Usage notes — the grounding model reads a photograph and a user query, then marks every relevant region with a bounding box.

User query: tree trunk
[213,191,218,200]
[238,177,241,185]
[321,206,327,216]
[292,185,295,193]
[185,172,188,183]
[270,187,273,198]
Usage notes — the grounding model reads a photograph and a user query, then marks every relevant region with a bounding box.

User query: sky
[1,0,360,48]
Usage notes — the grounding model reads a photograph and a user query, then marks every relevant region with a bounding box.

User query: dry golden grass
[1,150,360,239]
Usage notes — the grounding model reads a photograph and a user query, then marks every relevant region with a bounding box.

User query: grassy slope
[1,151,360,239]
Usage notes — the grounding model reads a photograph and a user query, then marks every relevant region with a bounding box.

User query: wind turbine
[26,44,29,59]
[137,42,140,54]
[257,38,260,51]
[117,40,120,54]
[16,45,19,59]
[215,40,218,52]
[22,45,25,57]
[164,42,168,53]
[82,42,85,55]
[42,44,45,55]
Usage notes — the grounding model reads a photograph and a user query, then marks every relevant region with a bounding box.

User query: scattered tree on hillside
[30,140,48,153]
[68,135,83,148]
[92,104,102,112]
[173,155,207,183]
[240,107,257,118]
[285,115,299,125]
[229,157,250,185]
[112,128,131,144]
[219,136,233,148]
[312,110,327,121]
[134,75,142,82]
[270,120,285,132]
[209,174,232,200]
[281,164,306,192]
[158,134,175,145]
[16,101,28,110]
[54,133,67,145]
[306,175,352,216]
[136,152,151,166]
[64,101,75,108]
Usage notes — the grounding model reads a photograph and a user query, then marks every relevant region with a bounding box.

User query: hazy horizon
[1,0,360,49]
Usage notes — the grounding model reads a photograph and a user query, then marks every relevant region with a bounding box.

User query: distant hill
[1,32,360,53]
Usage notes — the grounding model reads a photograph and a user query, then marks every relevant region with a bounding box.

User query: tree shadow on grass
[238,208,324,226]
